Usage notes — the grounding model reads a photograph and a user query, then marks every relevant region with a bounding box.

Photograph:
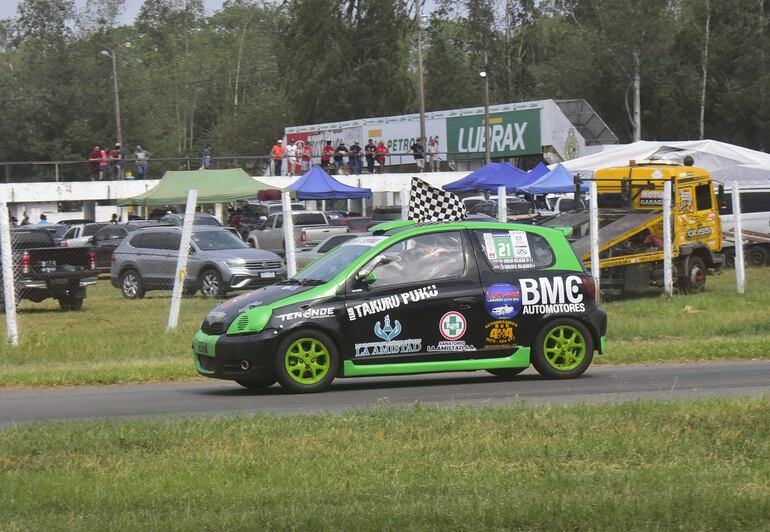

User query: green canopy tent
[119,169,278,205]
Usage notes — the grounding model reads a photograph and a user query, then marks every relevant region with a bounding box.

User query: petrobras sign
[446,109,541,159]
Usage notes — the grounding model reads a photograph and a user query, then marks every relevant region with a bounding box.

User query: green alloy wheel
[532,318,593,379]
[274,330,340,393]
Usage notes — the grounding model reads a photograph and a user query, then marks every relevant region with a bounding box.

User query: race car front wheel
[274,330,340,393]
[532,318,593,379]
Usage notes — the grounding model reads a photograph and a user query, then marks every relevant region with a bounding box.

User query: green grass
[1,269,769,387]
[1,398,769,530]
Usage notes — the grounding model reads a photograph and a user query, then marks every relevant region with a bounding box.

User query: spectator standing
[134,145,150,178]
[348,140,363,175]
[334,142,349,174]
[88,145,101,181]
[375,141,389,173]
[301,142,313,172]
[426,138,440,171]
[110,213,119,224]
[364,139,377,174]
[110,143,125,179]
[411,138,425,171]
[99,145,109,180]
[285,139,298,177]
[201,144,213,169]
[21,213,30,225]
[38,214,49,225]
[271,139,286,175]
[321,140,335,172]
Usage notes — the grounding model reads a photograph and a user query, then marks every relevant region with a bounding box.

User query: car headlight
[225,258,246,267]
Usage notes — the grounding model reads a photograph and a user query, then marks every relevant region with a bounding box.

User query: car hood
[205,283,313,325]
[196,248,280,261]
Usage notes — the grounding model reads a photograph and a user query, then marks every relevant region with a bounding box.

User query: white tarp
[558,140,770,187]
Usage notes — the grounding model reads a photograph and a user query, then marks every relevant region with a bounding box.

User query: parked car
[90,221,158,269]
[235,200,306,239]
[330,216,371,233]
[111,226,286,299]
[60,223,108,248]
[3,227,98,311]
[159,213,221,227]
[39,224,69,246]
[193,219,607,392]
[246,211,348,254]
[467,197,536,221]
[296,233,359,269]
[367,206,402,229]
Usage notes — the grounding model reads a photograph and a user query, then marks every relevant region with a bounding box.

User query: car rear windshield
[11,231,53,249]
[83,224,107,236]
[194,216,221,226]
[192,230,249,250]
[293,213,327,225]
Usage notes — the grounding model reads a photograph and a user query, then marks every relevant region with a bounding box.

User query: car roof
[131,225,224,233]
[369,219,571,238]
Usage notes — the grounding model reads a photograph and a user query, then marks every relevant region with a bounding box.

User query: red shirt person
[375,141,389,173]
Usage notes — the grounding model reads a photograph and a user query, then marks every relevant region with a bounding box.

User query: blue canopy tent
[443,162,537,193]
[287,166,372,200]
[520,164,587,194]
[527,162,550,181]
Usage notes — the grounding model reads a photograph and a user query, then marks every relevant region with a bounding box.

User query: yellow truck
[541,160,724,295]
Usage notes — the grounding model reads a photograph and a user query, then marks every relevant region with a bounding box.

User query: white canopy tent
[559,140,770,187]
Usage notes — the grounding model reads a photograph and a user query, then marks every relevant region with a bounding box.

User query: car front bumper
[193,328,280,381]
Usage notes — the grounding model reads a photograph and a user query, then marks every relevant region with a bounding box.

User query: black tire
[487,367,527,378]
[235,375,277,390]
[199,269,226,298]
[680,256,706,293]
[58,295,84,311]
[120,269,145,299]
[531,318,594,380]
[747,246,769,267]
[274,330,340,393]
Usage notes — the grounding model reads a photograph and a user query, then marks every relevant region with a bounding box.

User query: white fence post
[588,180,601,302]
[732,183,745,294]
[167,190,198,332]
[497,185,506,222]
[282,191,297,277]
[663,180,673,296]
[400,187,409,220]
[0,201,19,345]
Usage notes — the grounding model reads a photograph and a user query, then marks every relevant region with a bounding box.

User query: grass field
[0,268,769,387]
[1,398,769,530]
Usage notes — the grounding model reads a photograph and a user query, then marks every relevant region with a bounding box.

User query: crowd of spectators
[87,143,151,180]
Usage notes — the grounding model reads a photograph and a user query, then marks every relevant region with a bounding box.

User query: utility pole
[480,52,491,164]
[109,49,123,147]
[416,0,426,144]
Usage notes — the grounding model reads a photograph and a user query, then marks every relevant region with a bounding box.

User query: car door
[259,215,281,251]
[92,226,127,267]
[133,232,173,287]
[341,229,487,366]
[470,227,584,351]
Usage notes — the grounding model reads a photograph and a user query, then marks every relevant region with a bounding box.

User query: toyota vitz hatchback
[193,220,608,393]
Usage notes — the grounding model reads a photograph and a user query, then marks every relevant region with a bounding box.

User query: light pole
[100,43,131,147]
[416,0,426,144]
[479,55,491,164]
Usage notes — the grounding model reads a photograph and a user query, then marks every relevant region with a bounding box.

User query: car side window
[474,229,554,271]
[275,215,283,228]
[366,231,465,289]
[265,215,277,228]
[165,233,182,250]
[695,184,712,212]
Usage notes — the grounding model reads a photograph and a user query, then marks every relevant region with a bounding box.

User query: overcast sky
[0,0,226,22]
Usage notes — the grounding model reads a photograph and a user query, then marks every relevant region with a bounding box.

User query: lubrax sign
[446,109,541,159]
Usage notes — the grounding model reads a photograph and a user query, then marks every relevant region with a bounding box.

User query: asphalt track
[1,361,769,427]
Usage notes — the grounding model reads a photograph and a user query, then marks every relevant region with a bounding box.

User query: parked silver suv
[111,226,285,298]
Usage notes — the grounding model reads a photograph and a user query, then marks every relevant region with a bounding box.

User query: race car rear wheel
[532,318,593,379]
[487,367,527,378]
[275,330,339,393]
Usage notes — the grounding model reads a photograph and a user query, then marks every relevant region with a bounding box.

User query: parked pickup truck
[245,211,348,254]
[2,227,99,311]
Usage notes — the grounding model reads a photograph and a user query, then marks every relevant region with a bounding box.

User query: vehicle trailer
[541,161,724,296]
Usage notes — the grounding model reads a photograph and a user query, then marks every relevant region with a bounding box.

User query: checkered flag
[408,177,467,223]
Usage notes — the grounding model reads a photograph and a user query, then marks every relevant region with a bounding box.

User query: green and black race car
[193,220,608,393]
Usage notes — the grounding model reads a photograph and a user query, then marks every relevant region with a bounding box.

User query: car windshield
[192,230,249,250]
[291,235,388,283]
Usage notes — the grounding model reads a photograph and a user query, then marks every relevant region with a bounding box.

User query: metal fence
[0,151,485,183]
